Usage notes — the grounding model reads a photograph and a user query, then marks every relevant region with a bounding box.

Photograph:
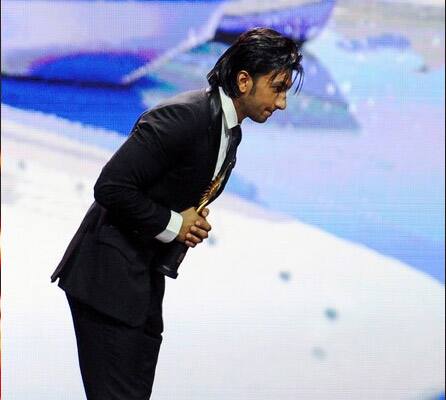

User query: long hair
[207,27,304,97]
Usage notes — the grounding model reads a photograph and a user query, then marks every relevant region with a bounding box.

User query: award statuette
[155,160,234,279]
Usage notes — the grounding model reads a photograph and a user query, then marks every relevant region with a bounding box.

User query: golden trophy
[155,160,234,279]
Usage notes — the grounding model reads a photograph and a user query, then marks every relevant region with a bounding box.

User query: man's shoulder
[155,89,209,112]
[137,88,217,130]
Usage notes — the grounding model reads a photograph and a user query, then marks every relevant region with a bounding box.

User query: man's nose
[275,95,287,110]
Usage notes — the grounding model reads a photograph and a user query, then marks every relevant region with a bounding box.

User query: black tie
[218,125,242,178]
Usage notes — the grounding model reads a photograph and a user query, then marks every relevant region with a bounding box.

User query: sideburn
[249,78,258,95]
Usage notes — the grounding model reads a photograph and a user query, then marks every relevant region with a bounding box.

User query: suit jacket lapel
[196,88,241,206]
[204,88,223,187]
[203,88,245,204]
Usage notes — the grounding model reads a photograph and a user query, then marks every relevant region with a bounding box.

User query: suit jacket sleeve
[94,102,196,240]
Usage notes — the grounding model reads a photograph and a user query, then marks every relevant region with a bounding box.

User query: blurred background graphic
[2,1,445,399]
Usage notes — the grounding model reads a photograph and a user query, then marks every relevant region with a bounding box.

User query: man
[51,27,303,399]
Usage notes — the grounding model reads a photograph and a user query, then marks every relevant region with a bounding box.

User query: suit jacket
[51,88,235,327]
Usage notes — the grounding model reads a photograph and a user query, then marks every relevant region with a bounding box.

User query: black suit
[52,88,237,398]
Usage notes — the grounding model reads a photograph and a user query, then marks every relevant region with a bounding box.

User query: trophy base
[156,263,179,279]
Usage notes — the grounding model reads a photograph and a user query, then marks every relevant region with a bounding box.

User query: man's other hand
[178,207,211,248]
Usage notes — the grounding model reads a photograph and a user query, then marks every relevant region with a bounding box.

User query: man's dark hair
[207,27,304,98]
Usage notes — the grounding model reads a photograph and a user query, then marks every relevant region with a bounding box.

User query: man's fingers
[186,232,202,244]
[200,208,210,218]
[195,219,211,231]
[190,226,209,240]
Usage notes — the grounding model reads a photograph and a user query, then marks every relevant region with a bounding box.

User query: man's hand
[177,207,211,248]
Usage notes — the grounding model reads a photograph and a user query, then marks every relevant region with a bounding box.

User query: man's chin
[250,115,268,123]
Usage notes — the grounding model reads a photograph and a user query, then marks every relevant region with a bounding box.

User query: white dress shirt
[155,87,239,243]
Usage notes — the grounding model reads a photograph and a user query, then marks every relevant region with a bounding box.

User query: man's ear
[236,70,252,95]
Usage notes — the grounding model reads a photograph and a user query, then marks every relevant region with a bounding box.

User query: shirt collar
[218,87,239,129]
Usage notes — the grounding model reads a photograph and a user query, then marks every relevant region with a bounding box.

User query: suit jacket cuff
[154,210,183,243]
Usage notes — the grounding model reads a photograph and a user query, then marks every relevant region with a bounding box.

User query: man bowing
[52,27,303,399]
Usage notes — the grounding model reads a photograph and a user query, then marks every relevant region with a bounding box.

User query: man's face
[236,69,292,123]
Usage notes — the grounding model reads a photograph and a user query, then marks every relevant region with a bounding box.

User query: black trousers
[66,272,166,400]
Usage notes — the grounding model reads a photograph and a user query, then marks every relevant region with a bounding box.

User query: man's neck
[232,97,246,124]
